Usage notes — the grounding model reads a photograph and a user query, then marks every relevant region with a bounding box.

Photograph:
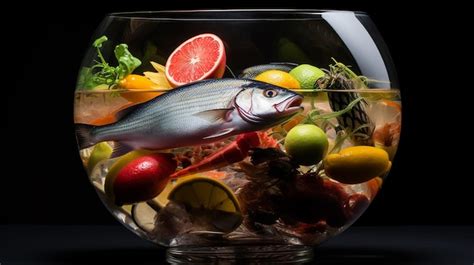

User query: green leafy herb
[306,97,364,124]
[77,36,141,90]
[316,58,368,90]
[114,44,141,80]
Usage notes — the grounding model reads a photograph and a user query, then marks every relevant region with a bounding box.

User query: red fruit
[321,178,350,203]
[112,153,177,205]
[165,33,226,87]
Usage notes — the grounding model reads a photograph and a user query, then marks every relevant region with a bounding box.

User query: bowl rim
[107,9,369,21]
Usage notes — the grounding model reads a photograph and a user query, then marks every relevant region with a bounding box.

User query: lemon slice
[149,172,225,210]
[132,202,158,234]
[167,177,242,232]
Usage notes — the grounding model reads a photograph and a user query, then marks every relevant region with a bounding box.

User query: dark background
[5,1,472,226]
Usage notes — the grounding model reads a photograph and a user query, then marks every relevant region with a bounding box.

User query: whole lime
[289,64,325,89]
[284,124,328,166]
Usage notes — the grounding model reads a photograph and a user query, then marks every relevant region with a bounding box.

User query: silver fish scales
[76,78,303,157]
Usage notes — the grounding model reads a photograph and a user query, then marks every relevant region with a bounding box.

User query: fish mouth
[274,95,304,115]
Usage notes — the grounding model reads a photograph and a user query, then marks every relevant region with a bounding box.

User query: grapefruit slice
[165,33,226,87]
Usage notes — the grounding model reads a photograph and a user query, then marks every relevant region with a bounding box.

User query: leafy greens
[77,36,141,89]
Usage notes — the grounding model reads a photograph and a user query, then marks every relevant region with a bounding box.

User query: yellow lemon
[167,177,242,233]
[255,70,301,89]
[119,74,163,103]
[324,146,391,184]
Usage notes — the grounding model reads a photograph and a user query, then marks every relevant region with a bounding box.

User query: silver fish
[239,63,298,79]
[76,78,303,157]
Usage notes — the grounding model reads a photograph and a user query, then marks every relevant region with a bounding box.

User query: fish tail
[75,124,96,149]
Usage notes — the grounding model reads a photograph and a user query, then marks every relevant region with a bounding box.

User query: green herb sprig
[77,36,141,90]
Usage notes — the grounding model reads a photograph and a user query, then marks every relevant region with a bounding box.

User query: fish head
[234,82,303,124]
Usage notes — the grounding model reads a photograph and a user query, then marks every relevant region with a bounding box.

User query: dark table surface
[2,225,473,264]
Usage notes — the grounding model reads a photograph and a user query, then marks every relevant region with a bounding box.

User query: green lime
[284,124,328,166]
[289,64,325,89]
[87,142,113,173]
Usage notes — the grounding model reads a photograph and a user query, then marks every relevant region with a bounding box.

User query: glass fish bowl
[74,10,401,263]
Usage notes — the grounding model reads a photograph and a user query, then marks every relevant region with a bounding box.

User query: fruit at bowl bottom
[165,33,226,87]
[167,177,242,233]
[324,146,391,184]
[132,202,159,234]
[284,124,329,166]
[281,173,369,228]
[105,151,177,205]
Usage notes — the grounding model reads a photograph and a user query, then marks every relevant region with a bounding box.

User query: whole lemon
[324,146,391,184]
[284,124,328,166]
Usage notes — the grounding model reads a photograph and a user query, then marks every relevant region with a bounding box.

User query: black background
[5,1,472,226]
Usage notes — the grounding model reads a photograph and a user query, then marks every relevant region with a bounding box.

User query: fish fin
[75,124,96,149]
[110,142,133,158]
[269,62,299,67]
[193,108,234,123]
[203,128,235,140]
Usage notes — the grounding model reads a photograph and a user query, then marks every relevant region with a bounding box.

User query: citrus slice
[167,177,242,232]
[165,33,226,87]
[132,202,158,233]
[143,62,173,89]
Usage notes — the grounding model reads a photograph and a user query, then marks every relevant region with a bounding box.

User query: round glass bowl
[74,10,400,263]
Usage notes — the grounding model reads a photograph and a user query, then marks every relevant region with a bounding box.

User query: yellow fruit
[132,202,158,233]
[167,177,242,232]
[149,173,202,209]
[144,61,173,88]
[255,70,301,89]
[87,142,113,173]
[119,74,162,103]
[324,146,391,184]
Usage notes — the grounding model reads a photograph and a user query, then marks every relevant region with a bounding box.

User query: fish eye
[263,89,278,98]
